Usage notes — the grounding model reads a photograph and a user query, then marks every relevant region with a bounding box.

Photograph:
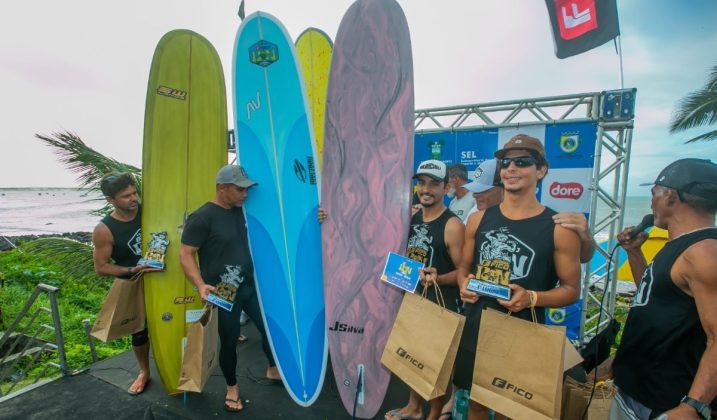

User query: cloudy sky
[1,0,715,194]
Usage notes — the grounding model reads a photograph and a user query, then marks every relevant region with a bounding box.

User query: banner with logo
[415,121,598,214]
[544,0,620,59]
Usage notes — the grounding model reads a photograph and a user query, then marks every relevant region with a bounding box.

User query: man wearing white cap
[387,159,465,420]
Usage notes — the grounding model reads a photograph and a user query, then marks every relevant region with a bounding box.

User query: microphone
[628,214,655,240]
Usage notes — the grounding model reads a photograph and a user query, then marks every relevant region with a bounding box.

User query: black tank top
[461,205,558,351]
[613,228,717,413]
[406,208,460,311]
[101,209,142,274]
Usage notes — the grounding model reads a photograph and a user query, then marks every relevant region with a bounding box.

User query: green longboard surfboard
[142,29,227,394]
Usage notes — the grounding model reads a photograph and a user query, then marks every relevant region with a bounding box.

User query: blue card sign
[207,293,234,312]
[380,252,423,293]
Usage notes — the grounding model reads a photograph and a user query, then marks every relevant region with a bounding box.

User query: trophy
[466,258,512,300]
[207,265,245,312]
[138,231,169,269]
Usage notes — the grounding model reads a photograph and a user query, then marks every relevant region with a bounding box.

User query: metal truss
[414,91,635,344]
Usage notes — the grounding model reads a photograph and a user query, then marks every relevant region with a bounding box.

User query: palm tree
[17,130,143,279]
[669,62,717,143]
[35,130,142,215]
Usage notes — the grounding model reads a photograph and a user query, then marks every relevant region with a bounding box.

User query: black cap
[641,158,717,200]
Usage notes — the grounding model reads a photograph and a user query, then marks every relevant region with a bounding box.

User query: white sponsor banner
[539,167,593,213]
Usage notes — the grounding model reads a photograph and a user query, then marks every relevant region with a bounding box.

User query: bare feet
[266,366,280,381]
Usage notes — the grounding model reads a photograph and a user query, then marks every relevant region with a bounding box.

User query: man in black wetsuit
[612,158,717,420]
[179,164,279,412]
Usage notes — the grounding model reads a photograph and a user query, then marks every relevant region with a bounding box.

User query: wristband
[529,291,538,307]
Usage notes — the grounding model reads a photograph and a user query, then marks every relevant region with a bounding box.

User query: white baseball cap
[464,159,499,193]
[413,160,448,182]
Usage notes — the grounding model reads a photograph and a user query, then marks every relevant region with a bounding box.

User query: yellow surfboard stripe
[296,28,333,171]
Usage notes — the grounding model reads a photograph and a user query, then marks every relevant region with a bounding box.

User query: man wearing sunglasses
[453,134,582,419]
[463,158,596,263]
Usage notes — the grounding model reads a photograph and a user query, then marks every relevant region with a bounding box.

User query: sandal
[224,397,244,412]
[127,377,150,396]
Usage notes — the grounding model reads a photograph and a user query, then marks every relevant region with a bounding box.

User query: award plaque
[138,231,169,269]
[467,259,512,300]
[208,282,237,312]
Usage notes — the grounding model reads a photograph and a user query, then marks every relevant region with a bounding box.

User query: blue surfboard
[233,12,326,407]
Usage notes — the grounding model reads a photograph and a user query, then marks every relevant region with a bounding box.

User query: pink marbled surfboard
[321,0,414,417]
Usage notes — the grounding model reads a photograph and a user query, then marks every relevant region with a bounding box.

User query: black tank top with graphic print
[101,208,142,277]
[460,205,558,352]
[613,228,717,413]
[406,208,460,311]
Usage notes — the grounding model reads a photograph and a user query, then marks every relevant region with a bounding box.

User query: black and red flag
[545,0,620,59]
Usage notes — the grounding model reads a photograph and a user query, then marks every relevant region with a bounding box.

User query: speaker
[600,88,637,121]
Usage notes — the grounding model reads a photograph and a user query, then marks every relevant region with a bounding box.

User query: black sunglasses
[499,156,538,168]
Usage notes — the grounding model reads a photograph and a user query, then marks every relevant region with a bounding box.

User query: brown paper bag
[561,376,616,420]
[177,305,219,393]
[90,274,146,342]
[381,285,465,401]
[471,308,565,420]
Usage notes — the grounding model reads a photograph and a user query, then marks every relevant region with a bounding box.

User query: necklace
[669,226,716,242]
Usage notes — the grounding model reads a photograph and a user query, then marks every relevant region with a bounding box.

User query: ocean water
[0,187,652,238]
[0,188,103,236]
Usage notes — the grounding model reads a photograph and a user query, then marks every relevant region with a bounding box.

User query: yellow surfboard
[617,227,668,281]
[296,28,333,171]
[142,30,227,394]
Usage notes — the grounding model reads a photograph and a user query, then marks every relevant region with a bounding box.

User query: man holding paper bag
[179,164,278,412]
[92,172,160,396]
[453,135,582,419]
[385,160,465,420]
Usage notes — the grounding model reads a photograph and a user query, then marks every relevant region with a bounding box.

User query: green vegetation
[670,61,717,143]
[0,241,131,395]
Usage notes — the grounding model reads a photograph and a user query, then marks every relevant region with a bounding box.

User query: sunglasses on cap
[499,156,538,168]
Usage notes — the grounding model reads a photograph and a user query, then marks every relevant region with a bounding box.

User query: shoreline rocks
[0,232,92,251]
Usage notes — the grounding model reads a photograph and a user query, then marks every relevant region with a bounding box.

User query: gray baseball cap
[216,164,258,188]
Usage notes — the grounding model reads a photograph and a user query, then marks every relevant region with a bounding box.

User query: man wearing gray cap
[179,164,278,412]
[612,158,717,420]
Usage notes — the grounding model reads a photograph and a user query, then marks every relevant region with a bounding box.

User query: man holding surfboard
[454,135,582,419]
[92,172,158,396]
[179,164,279,412]
[387,160,465,420]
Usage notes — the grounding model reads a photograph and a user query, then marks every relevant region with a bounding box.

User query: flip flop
[384,408,423,420]
[224,397,244,412]
[438,412,452,420]
[127,377,150,396]
[237,334,248,343]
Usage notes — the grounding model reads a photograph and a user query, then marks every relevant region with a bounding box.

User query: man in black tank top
[453,135,582,419]
[611,159,717,420]
[92,172,158,395]
[386,160,465,420]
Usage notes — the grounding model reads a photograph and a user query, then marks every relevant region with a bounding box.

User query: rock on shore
[0,232,91,251]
